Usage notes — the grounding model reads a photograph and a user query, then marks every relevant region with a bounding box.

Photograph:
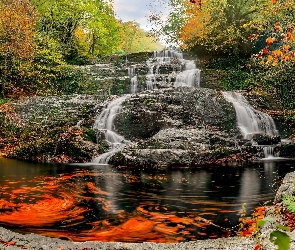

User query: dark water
[0,158,294,243]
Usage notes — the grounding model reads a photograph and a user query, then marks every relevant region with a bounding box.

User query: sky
[113,0,169,31]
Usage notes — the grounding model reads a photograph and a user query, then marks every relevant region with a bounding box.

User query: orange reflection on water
[0,169,235,242]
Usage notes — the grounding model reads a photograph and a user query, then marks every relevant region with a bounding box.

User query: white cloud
[113,0,169,31]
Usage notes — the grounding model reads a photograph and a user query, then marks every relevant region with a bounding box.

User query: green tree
[119,21,162,53]
[30,0,121,62]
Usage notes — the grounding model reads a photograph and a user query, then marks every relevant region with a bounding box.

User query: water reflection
[0,158,294,242]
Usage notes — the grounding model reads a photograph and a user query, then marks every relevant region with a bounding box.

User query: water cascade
[92,95,129,164]
[144,50,201,90]
[174,60,201,88]
[222,91,280,158]
[128,66,138,94]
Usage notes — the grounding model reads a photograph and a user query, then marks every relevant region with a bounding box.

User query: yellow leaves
[272,49,283,57]
[0,0,38,60]
[283,45,291,52]
[266,37,273,46]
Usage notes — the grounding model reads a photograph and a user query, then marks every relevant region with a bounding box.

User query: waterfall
[145,50,201,90]
[222,91,280,158]
[92,95,129,164]
[222,91,279,139]
[174,61,201,88]
[128,66,138,94]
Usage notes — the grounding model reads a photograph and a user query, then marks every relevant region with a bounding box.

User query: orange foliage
[238,206,266,237]
[178,0,210,49]
[0,0,38,59]
[252,21,295,67]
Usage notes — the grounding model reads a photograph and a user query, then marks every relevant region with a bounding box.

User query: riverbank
[0,226,257,250]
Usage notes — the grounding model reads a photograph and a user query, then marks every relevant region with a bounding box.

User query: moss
[82,128,97,143]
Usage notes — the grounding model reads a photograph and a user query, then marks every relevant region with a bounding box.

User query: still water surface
[0,158,294,243]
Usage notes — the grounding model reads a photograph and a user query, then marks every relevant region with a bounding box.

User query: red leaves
[189,0,202,8]
[262,48,269,55]
[254,244,262,250]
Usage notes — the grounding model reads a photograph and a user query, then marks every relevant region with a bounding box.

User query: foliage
[237,206,266,237]
[151,0,186,46]
[249,19,295,109]
[282,195,295,214]
[30,0,121,61]
[166,0,272,56]
[0,0,38,97]
[118,21,162,54]
[269,230,290,250]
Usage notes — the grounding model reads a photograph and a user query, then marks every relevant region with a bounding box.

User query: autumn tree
[118,21,163,54]
[175,0,272,56]
[0,0,38,97]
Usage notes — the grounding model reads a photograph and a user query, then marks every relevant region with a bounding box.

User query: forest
[0,0,294,115]
[0,0,162,98]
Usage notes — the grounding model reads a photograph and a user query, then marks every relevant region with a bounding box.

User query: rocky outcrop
[0,94,109,163]
[110,87,261,168]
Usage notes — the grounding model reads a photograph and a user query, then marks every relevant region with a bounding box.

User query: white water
[174,61,201,88]
[222,91,279,139]
[128,66,138,94]
[92,95,129,164]
[145,50,201,90]
[222,91,280,158]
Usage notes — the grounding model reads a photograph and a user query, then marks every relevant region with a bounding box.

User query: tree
[177,0,271,56]
[0,0,38,97]
[118,21,162,54]
[30,0,121,61]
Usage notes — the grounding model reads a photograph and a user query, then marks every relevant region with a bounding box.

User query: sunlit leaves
[173,0,267,55]
[252,22,295,68]
[118,21,162,54]
[238,206,266,237]
[0,0,37,59]
[0,0,38,96]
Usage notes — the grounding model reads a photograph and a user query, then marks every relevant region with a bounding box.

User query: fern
[282,195,295,213]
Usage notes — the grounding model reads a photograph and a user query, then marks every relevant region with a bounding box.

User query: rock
[0,94,109,163]
[110,87,260,168]
[275,171,295,203]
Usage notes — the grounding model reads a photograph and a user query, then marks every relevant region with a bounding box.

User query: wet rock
[110,87,257,168]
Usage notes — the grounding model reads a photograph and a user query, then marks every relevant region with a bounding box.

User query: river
[0,158,294,243]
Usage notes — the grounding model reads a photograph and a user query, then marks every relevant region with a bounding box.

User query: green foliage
[270,230,290,250]
[257,216,275,227]
[282,195,295,213]
[250,58,295,109]
[222,68,249,90]
[31,0,121,61]
[144,98,156,106]
[0,98,12,105]
[119,21,162,54]
[82,128,97,143]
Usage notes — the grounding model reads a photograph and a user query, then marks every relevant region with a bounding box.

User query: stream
[0,158,295,243]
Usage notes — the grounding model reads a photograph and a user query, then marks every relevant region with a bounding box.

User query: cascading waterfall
[92,95,129,164]
[145,50,201,90]
[222,91,280,158]
[128,66,138,94]
[174,61,201,88]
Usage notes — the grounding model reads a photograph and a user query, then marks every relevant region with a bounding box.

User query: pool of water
[0,158,294,243]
